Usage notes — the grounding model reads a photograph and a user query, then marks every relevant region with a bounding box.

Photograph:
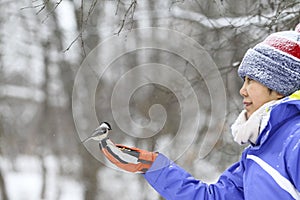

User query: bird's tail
[81,136,92,143]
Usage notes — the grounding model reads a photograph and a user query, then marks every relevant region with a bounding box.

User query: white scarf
[231,100,278,145]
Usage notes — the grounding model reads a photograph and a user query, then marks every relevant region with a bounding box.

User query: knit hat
[238,24,300,96]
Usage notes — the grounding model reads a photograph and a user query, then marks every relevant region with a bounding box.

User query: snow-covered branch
[170,6,300,29]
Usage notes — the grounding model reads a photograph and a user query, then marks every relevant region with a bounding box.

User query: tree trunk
[40,155,47,200]
[0,169,8,200]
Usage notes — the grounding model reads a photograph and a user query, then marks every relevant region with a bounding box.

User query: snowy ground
[1,155,83,200]
[0,154,220,200]
[0,155,159,200]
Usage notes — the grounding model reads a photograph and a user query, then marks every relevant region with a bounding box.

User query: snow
[57,178,83,200]
[171,6,300,29]
[1,155,83,200]
[0,154,220,199]
[0,1,247,199]
[0,154,159,200]
[6,172,42,200]
[99,167,159,200]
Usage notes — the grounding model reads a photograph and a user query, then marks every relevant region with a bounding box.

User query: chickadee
[82,122,112,143]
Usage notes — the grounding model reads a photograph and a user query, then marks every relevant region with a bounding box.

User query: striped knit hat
[238,24,300,96]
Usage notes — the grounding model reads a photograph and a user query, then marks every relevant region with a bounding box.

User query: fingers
[100,138,139,164]
[99,138,157,173]
[116,144,156,164]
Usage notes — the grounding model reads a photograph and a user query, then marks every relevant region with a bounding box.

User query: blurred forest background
[0,0,299,199]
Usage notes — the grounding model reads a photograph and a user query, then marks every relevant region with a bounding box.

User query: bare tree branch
[115,0,121,15]
[171,3,300,29]
[41,0,62,23]
[20,0,49,13]
[31,0,138,52]
[79,0,85,56]
[63,0,99,54]
[21,0,63,21]
[116,0,137,35]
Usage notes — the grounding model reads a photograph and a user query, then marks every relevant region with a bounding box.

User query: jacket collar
[253,90,300,148]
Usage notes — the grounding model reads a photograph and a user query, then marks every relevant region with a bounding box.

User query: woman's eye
[246,77,253,83]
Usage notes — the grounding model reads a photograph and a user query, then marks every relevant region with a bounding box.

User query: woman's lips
[243,101,252,108]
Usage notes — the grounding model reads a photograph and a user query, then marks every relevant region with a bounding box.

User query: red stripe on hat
[263,35,300,59]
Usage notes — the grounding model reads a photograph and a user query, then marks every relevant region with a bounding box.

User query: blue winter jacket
[144,91,300,200]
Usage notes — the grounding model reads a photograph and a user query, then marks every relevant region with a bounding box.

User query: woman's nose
[239,82,248,97]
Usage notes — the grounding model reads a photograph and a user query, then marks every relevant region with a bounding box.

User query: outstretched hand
[100,139,158,173]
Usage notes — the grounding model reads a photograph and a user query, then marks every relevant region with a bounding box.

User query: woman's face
[239,76,283,119]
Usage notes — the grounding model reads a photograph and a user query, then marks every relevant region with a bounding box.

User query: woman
[97,24,300,199]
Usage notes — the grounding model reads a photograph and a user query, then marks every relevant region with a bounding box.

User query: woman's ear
[275,92,284,99]
[269,89,284,99]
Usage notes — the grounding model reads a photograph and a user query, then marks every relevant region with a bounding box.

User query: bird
[81,122,112,143]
